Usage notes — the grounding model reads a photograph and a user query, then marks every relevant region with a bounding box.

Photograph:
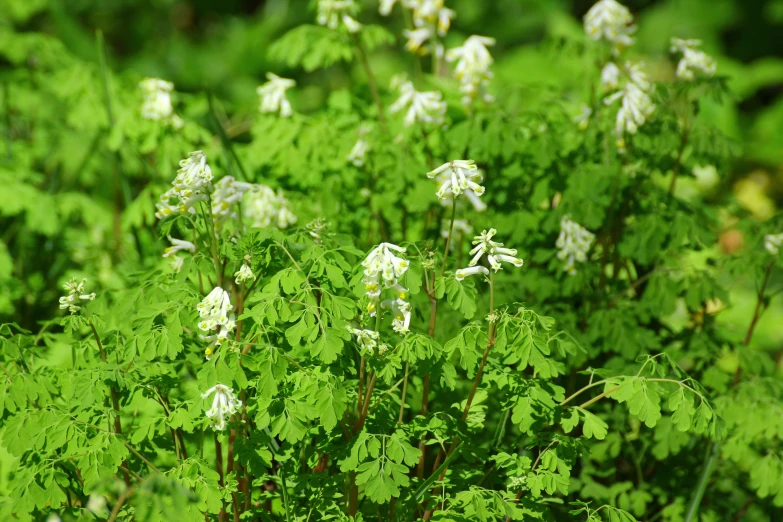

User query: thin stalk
[398,362,409,424]
[668,94,691,196]
[280,466,293,522]
[440,199,457,274]
[86,313,131,487]
[352,34,387,133]
[207,92,248,180]
[684,443,719,522]
[422,272,495,520]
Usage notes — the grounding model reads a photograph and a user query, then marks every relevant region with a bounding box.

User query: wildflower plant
[2,1,782,522]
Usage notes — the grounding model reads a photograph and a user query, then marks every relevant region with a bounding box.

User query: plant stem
[684,442,719,522]
[440,199,457,274]
[352,34,387,133]
[422,272,496,520]
[398,362,409,424]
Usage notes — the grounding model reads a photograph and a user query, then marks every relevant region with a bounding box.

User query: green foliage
[1,0,783,521]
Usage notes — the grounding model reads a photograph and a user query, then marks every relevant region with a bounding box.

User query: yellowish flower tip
[205,346,214,356]
[396,314,404,321]
[398,291,407,299]
[367,302,376,312]
[365,282,378,291]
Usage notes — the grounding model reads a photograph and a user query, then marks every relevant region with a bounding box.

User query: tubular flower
[379,0,399,15]
[362,243,409,315]
[317,0,361,33]
[201,384,242,431]
[446,35,496,105]
[163,236,196,258]
[403,27,433,54]
[603,62,655,150]
[455,266,489,281]
[670,38,717,80]
[59,278,96,314]
[347,124,372,167]
[458,228,524,278]
[382,298,412,334]
[212,176,254,228]
[389,77,447,126]
[234,263,255,285]
[556,216,596,275]
[243,185,297,229]
[139,78,182,127]
[601,62,621,91]
[427,160,485,202]
[441,219,473,247]
[765,233,783,256]
[257,73,296,117]
[583,0,635,50]
[574,105,592,131]
[170,256,185,273]
[346,326,380,354]
[197,287,236,359]
[155,151,214,219]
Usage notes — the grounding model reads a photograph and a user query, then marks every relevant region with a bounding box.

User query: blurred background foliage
[2,0,783,348]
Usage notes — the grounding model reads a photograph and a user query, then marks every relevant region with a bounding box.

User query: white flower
[556,216,596,275]
[59,278,96,314]
[202,384,242,431]
[390,77,447,127]
[86,495,108,516]
[427,160,485,203]
[455,266,489,281]
[362,243,409,315]
[348,139,368,166]
[446,35,496,105]
[670,38,717,80]
[574,105,592,131]
[197,287,236,359]
[442,218,473,246]
[603,62,655,149]
[379,0,399,15]
[46,515,62,522]
[163,236,196,258]
[156,151,214,219]
[257,73,296,117]
[404,27,433,54]
[583,0,635,49]
[212,176,255,228]
[601,62,621,91]
[382,298,412,334]
[235,263,256,284]
[170,256,185,273]
[317,0,361,32]
[458,228,523,278]
[347,326,380,354]
[243,185,297,229]
[139,78,174,121]
[765,233,783,256]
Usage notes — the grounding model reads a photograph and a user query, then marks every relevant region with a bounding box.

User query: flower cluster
[243,185,297,229]
[346,327,380,354]
[139,78,183,127]
[347,124,372,167]
[197,287,236,359]
[583,0,635,50]
[317,0,361,33]
[234,263,255,285]
[456,229,523,280]
[306,218,330,245]
[361,243,410,330]
[556,216,596,275]
[427,160,485,204]
[155,151,214,219]
[603,62,655,150]
[765,233,783,256]
[670,38,717,80]
[201,384,242,431]
[163,236,196,273]
[258,73,296,117]
[59,278,96,314]
[446,35,496,106]
[389,77,447,127]
[212,176,254,228]
[397,0,455,56]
